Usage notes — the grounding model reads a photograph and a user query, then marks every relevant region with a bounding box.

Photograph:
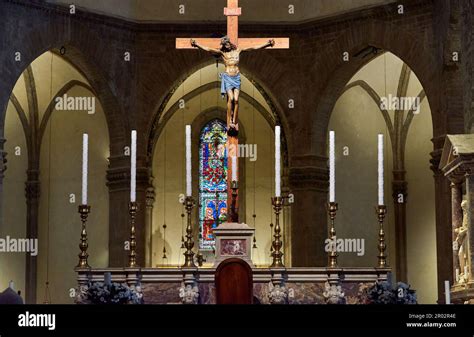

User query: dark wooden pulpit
[215,258,253,304]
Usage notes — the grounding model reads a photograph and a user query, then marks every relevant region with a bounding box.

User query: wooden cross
[176,0,290,50]
[176,0,289,222]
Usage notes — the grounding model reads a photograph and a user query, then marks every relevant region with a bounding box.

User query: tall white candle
[130,130,137,202]
[378,134,384,205]
[444,280,451,304]
[455,268,460,282]
[185,125,192,197]
[329,131,335,203]
[232,156,237,181]
[275,126,281,197]
[82,133,88,205]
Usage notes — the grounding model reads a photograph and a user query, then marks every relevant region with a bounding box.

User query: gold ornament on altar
[270,196,284,268]
[77,204,91,268]
[128,202,138,267]
[376,205,387,268]
[182,196,197,268]
[327,202,338,268]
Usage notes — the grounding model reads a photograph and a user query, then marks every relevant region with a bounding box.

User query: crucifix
[176,0,289,222]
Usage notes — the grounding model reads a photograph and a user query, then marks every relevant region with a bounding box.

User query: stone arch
[312,19,440,155]
[149,69,282,265]
[148,81,268,159]
[9,76,94,170]
[146,59,292,168]
[0,24,126,156]
[38,79,94,147]
[2,47,113,302]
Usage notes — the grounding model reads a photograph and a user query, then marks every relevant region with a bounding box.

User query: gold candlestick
[182,196,196,267]
[128,202,138,267]
[77,204,91,268]
[376,205,387,268]
[270,196,284,267]
[327,202,338,268]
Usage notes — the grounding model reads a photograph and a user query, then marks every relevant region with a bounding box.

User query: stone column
[431,152,453,303]
[0,138,6,231]
[107,155,148,267]
[465,173,474,282]
[282,168,292,266]
[145,178,155,267]
[392,169,408,282]
[289,155,328,266]
[450,181,463,281]
[25,169,40,304]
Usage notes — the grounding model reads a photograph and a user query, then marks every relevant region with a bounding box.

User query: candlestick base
[376,205,387,268]
[270,196,284,268]
[128,202,138,268]
[77,204,91,268]
[327,202,338,268]
[182,196,197,268]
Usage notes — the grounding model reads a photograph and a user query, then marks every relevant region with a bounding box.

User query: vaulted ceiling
[46,0,395,23]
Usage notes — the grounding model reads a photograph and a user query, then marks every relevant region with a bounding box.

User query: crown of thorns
[221,36,231,44]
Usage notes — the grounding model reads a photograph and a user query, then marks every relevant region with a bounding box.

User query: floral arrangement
[77,281,144,305]
[359,281,417,304]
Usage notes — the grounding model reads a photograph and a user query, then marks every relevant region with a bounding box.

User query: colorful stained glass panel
[199,119,228,250]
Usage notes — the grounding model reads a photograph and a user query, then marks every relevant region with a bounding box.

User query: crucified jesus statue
[191,36,275,136]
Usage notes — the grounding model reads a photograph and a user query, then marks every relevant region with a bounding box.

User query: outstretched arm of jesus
[242,39,275,52]
[190,39,221,55]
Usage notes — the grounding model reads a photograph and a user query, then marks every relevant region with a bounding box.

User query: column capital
[289,154,327,168]
[289,166,328,191]
[288,155,329,191]
[106,155,149,192]
[450,181,463,188]
[392,169,408,199]
[146,185,155,208]
[430,135,447,175]
[430,149,443,175]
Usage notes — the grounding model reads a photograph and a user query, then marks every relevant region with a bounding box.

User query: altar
[75,266,390,304]
[73,102,393,305]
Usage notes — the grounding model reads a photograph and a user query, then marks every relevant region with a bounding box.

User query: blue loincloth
[220,73,241,96]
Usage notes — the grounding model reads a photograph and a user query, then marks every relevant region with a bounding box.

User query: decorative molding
[76,266,390,283]
[145,185,155,208]
[323,281,346,304]
[268,281,289,304]
[392,170,408,198]
[430,135,446,174]
[178,282,199,304]
[106,166,149,191]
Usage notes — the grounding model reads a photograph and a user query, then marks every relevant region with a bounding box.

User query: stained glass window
[199,119,228,250]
